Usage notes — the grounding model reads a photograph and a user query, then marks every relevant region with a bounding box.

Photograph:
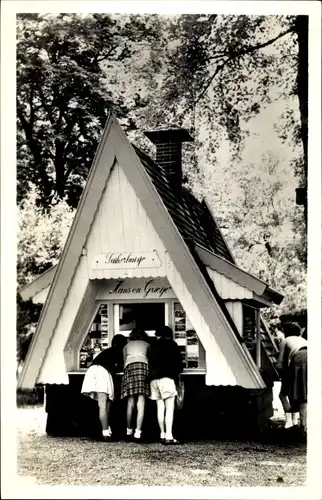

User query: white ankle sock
[285,412,293,428]
[102,428,111,437]
[134,429,141,439]
[165,433,173,440]
[160,432,165,440]
[127,428,133,436]
[292,413,299,426]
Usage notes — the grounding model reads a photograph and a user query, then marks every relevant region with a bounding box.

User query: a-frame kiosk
[19,114,283,439]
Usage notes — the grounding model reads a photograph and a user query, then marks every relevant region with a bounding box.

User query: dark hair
[129,327,148,341]
[155,325,173,339]
[111,334,127,349]
[282,321,302,337]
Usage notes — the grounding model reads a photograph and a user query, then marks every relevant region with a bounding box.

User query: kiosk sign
[96,277,175,300]
[92,250,161,270]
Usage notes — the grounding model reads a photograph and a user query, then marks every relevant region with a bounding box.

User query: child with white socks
[81,334,127,441]
[120,328,150,441]
[276,321,307,433]
[148,326,183,444]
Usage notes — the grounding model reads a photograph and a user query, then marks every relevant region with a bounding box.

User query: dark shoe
[133,431,143,442]
[163,438,181,445]
[101,435,113,442]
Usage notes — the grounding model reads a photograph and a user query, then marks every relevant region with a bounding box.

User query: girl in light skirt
[81,334,127,440]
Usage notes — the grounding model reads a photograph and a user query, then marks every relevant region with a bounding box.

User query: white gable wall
[38,255,89,384]
[37,162,168,384]
[225,301,243,336]
[86,162,167,279]
[37,161,244,387]
[207,267,253,300]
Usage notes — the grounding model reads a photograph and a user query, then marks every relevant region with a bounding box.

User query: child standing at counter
[81,334,127,441]
[149,325,183,445]
[121,328,150,441]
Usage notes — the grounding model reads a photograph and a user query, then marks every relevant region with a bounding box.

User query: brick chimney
[144,128,194,189]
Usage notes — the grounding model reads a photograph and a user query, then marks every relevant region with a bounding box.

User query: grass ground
[16,405,307,488]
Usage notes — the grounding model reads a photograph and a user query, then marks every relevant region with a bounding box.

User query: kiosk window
[114,303,166,335]
[173,302,205,369]
[79,301,206,371]
[79,304,109,368]
[243,304,256,349]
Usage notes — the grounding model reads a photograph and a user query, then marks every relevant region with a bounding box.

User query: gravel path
[16,405,307,488]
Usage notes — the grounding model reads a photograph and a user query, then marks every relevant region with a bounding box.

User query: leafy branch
[195,26,294,105]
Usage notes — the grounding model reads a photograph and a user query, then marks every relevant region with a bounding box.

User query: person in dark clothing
[81,334,127,440]
[276,322,307,432]
[148,325,183,445]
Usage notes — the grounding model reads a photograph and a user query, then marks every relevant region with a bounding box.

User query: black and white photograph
[1,0,321,498]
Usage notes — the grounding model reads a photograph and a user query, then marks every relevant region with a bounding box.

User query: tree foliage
[16,294,42,365]
[119,14,307,235]
[202,151,306,322]
[17,184,74,287]
[17,184,75,362]
[17,13,162,208]
[157,14,307,219]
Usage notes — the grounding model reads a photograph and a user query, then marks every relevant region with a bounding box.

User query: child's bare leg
[156,399,166,439]
[127,396,135,435]
[164,396,175,440]
[299,402,307,432]
[136,395,145,431]
[279,391,291,413]
[134,395,146,439]
[279,391,292,428]
[97,392,112,437]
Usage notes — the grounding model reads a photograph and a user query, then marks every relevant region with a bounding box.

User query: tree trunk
[17,107,53,199]
[54,138,67,199]
[294,15,308,225]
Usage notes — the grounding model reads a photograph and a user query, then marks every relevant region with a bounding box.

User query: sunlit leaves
[17,13,162,208]
[17,184,75,288]
[159,14,298,157]
[201,150,306,319]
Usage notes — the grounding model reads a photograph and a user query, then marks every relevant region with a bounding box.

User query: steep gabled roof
[134,145,282,374]
[19,114,282,389]
[134,146,235,263]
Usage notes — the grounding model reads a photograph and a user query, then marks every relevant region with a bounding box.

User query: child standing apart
[121,328,150,441]
[276,322,307,432]
[81,334,127,441]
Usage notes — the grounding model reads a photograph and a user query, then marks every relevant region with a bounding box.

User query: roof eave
[19,264,58,302]
[195,243,284,304]
[264,286,284,305]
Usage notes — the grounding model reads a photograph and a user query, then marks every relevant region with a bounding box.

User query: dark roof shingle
[133,145,234,263]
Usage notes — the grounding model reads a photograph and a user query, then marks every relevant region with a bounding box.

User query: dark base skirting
[44,375,273,440]
[45,384,102,438]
